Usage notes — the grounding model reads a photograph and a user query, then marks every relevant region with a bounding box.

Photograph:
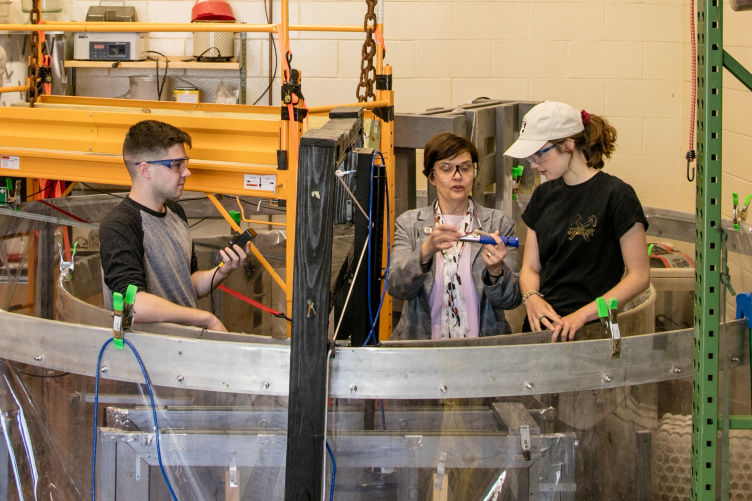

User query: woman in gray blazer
[387,132,521,340]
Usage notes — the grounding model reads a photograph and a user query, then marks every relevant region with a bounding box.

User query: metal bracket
[228,451,238,488]
[433,452,447,490]
[135,454,146,481]
[520,425,531,461]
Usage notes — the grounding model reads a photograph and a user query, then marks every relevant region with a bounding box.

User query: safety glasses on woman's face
[526,144,556,164]
[136,157,190,173]
[432,161,478,180]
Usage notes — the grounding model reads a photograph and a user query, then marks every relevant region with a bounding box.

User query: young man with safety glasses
[100,120,248,331]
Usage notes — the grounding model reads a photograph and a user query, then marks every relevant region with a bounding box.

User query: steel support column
[691,0,723,497]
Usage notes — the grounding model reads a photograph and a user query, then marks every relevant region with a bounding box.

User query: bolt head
[525,382,534,389]
[261,381,270,390]
[100,366,108,373]
[349,384,357,393]
[439,385,448,393]
[34,355,43,361]
[673,367,682,374]
[176,375,184,382]
[603,375,612,383]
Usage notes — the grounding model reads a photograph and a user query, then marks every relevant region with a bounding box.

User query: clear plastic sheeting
[0,358,289,500]
[325,398,576,500]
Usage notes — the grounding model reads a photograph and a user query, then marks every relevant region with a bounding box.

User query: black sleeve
[521,185,543,231]
[611,182,649,238]
[168,200,199,274]
[99,203,148,296]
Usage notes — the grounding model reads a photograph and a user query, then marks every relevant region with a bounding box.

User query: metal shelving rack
[692,0,752,498]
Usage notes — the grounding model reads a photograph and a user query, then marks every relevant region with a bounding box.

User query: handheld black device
[228,229,255,250]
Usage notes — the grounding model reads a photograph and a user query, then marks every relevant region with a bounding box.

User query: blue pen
[459,234,520,248]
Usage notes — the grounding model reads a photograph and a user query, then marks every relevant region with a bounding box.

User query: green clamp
[512,165,524,200]
[733,192,740,230]
[229,210,241,225]
[647,243,654,256]
[597,297,620,358]
[596,297,608,318]
[112,292,124,350]
[112,285,137,350]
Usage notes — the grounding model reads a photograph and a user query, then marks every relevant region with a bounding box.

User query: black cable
[146,51,169,100]
[194,45,222,61]
[252,0,278,105]
[189,217,207,228]
[239,198,287,212]
[11,181,68,202]
[210,265,221,315]
[15,366,70,378]
[80,183,126,199]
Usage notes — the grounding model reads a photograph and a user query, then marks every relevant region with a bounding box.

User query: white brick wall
[55,0,752,211]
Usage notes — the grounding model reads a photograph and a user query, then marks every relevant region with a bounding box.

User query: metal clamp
[57,241,77,278]
[740,194,751,224]
[597,297,621,359]
[2,179,21,209]
[520,425,531,461]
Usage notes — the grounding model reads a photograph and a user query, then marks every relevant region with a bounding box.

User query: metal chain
[27,0,41,106]
[356,0,378,102]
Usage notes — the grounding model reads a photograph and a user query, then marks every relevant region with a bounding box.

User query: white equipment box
[73,32,146,61]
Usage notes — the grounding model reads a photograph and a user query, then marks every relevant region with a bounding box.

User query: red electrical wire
[217,284,290,320]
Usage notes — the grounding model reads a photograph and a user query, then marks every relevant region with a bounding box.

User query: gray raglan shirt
[100,196,199,310]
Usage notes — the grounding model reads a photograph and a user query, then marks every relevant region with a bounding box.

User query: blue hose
[91,338,178,501]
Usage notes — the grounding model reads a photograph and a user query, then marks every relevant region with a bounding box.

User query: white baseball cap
[503,101,585,159]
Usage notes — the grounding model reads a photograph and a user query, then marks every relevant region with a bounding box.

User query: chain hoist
[356,0,378,102]
[27,0,41,106]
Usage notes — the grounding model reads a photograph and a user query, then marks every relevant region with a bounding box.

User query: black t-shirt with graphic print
[521,171,648,317]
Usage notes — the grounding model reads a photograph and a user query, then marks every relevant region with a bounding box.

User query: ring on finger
[539,315,547,323]
[486,251,492,257]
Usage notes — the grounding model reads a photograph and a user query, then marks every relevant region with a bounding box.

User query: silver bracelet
[522,290,543,302]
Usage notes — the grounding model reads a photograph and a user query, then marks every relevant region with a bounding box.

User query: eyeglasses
[527,144,556,164]
[432,161,478,180]
[136,157,190,173]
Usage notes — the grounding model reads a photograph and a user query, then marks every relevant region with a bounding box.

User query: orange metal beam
[0,22,363,34]
[205,193,287,293]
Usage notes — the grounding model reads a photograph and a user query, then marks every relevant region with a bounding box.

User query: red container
[191,0,235,22]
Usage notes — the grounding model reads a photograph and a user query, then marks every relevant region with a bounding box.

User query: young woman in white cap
[504,101,650,341]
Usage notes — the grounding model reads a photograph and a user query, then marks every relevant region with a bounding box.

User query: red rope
[687,0,697,181]
[217,284,290,320]
[38,199,88,223]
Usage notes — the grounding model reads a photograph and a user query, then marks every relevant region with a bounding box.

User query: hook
[686,150,696,182]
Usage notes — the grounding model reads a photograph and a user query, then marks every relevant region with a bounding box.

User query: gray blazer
[387,202,521,340]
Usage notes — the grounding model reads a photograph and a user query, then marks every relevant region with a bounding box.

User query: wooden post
[285,110,363,501]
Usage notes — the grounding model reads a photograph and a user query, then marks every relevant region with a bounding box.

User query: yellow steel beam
[306,100,390,116]
[0,22,363,34]
[0,149,290,198]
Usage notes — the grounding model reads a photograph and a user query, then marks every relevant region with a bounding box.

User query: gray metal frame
[0,309,748,400]
[97,403,576,500]
[393,100,538,217]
